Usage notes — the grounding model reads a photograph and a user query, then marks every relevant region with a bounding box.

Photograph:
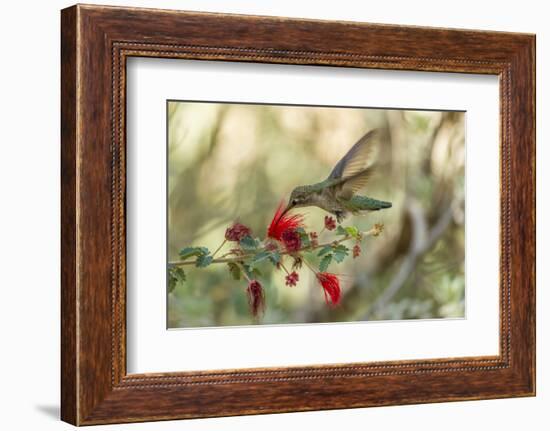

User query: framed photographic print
[61,4,535,425]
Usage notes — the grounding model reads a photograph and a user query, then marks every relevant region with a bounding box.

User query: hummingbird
[282,129,392,223]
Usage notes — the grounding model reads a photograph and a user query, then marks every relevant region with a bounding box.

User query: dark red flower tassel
[285,271,299,287]
[316,272,341,306]
[324,215,337,231]
[267,201,304,241]
[225,222,252,241]
[246,280,265,317]
[281,229,302,252]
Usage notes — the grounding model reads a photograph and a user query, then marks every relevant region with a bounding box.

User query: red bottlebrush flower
[309,231,319,247]
[225,222,251,241]
[285,271,300,287]
[324,215,337,231]
[246,280,265,317]
[281,229,302,252]
[353,244,361,258]
[316,272,341,306]
[267,201,305,241]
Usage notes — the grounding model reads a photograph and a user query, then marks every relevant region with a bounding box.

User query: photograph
[167,101,466,328]
[0,0,540,427]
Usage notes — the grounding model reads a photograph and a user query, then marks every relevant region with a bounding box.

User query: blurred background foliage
[167,101,465,328]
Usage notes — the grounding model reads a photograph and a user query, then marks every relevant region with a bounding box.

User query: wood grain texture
[60,4,535,425]
[60,6,78,425]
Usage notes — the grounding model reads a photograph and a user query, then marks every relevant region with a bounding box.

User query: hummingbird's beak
[281,202,293,217]
[276,202,293,225]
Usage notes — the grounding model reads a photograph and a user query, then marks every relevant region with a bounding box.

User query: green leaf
[268,251,281,266]
[175,267,187,281]
[335,225,347,236]
[335,225,361,239]
[239,235,259,251]
[295,227,307,235]
[195,254,213,268]
[179,246,209,260]
[332,244,349,263]
[168,277,177,293]
[344,226,360,239]
[227,262,241,280]
[168,267,186,293]
[319,254,332,272]
[241,263,253,279]
[249,251,272,268]
[293,227,311,247]
[317,245,333,257]
[242,263,261,279]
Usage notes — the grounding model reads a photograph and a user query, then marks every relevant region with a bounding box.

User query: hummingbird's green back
[342,195,392,212]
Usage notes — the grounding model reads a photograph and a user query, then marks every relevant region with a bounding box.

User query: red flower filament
[316,272,342,306]
[267,201,305,241]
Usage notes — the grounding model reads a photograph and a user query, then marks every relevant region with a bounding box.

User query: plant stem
[302,258,318,275]
[280,261,290,275]
[238,262,251,283]
[211,239,227,258]
[169,225,383,267]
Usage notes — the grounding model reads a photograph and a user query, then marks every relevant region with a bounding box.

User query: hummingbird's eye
[292,199,298,205]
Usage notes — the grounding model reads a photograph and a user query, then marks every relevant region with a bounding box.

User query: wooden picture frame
[61,4,535,425]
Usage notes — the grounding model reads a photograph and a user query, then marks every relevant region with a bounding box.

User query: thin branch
[169,225,383,267]
[363,199,457,320]
[211,239,227,258]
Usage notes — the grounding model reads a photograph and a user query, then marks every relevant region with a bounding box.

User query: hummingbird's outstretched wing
[328,129,379,199]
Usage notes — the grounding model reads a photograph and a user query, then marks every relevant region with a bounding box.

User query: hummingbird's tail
[346,195,392,212]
